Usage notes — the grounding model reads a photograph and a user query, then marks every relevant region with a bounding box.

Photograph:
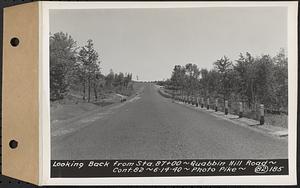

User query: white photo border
[40,1,298,186]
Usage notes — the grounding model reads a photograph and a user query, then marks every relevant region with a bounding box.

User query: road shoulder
[174,100,288,140]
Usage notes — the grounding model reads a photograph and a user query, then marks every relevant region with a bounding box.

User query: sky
[50,7,287,81]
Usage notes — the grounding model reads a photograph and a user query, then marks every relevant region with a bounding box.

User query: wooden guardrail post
[239,102,243,118]
[207,98,210,110]
[260,104,264,125]
[215,98,218,112]
[225,100,228,115]
[196,97,199,107]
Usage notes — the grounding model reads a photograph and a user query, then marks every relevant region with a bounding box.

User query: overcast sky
[50,7,287,81]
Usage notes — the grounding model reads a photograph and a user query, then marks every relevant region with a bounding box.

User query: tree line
[162,49,288,112]
[50,32,133,102]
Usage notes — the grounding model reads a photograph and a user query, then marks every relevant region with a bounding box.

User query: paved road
[52,83,287,160]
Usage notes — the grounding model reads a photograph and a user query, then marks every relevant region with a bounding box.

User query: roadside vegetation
[157,49,288,128]
[50,32,134,104]
[50,32,135,122]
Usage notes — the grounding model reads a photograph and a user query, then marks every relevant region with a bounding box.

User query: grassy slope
[51,82,143,123]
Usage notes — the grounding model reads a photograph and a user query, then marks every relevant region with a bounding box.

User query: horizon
[50,7,287,81]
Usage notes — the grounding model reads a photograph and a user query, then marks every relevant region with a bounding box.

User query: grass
[50,102,99,122]
[51,82,143,123]
[265,113,288,128]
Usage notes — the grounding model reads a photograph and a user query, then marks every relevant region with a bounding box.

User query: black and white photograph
[46,2,297,182]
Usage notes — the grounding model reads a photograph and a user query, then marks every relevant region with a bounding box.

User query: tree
[234,52,256,107]
[213,56,233,101]
[199,68,209,97]
[254,55,275,106]
[170,65,186,94]
[78,39,100,102]
[49,33,136,104]
[206,69,220,97]
[164,49,288,114]
[124,73,132,88]
[105,69,115,90]
[185,63,200,96]
[113,72,124,90]
[50,32,77,101]
[272,49,288,109]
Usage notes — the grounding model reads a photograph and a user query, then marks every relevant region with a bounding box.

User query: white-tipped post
[239,102,243,118]
[207,98,210,110]
[260,104,264,125]
[225,100,228,115]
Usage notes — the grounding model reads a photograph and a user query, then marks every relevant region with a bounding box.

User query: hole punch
[10,37,20,47]
[9,140,18,149]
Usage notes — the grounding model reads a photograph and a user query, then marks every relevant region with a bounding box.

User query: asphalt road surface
[51,83,288,160]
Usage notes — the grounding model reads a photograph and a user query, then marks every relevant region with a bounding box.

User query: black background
[50,159,289,177]
[0,0,298,187]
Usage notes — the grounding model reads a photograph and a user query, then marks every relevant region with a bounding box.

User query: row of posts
[175,96,265,125]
